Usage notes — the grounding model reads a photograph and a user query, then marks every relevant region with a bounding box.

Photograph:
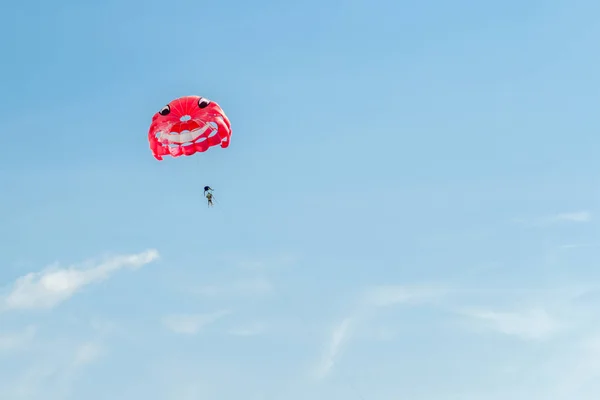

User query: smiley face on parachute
[148,95,232,160]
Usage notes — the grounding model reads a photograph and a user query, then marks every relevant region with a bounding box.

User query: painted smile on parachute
[156,123,212,145]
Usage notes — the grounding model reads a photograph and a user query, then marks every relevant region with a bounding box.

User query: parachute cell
[148,95,231,160]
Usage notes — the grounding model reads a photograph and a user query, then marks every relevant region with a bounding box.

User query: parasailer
[204,186,214,207]
[205,191,214,207]
[147,96,231,207]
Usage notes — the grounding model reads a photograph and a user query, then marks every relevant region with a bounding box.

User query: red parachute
[148,95,231,160]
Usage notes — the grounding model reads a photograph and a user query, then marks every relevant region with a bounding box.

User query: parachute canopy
[148,95,231,160]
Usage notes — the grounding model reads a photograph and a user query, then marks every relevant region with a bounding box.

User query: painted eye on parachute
[159,105,170,115]
[198,98,211,108]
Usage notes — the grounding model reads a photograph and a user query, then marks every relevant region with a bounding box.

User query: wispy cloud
[225,253,297,271]
[362,284,449,307]
[315,284,448,378]
[0,325,36,351]
[550,211,592,223]
[194,278,272,297]
[162,310,231,335]
[227,322,265,337]
[513,210,592,227]
[558,243,593,249]
[0,333,108,400]
[72,342,103,366]
[1,249,159,311]
[315,317,354,379]
[461,307,560,340]
[546,340,600,399]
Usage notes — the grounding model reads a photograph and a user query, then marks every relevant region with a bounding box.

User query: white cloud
[0,325,36,351]
[514,211,592,227]
[0,335,108,400]
[315,317,354,379]
[225,253,297,271]
[314,284,448,379]
[362,284,449,307]
[72,342,103,366]
[462,307,559,340]
[227,322,265,336]
[1,249,159,311]
[162,310,231,335]
[550,211,591,223]
[558,243,594,249]
[167,382,209,400]
[194,278,272,297]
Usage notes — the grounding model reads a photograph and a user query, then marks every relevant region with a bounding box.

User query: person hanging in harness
[204,186,214,207]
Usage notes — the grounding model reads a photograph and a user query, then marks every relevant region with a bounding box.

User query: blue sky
[2,0,600,398]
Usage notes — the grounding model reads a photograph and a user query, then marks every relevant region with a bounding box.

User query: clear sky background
[2,0,600,399]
